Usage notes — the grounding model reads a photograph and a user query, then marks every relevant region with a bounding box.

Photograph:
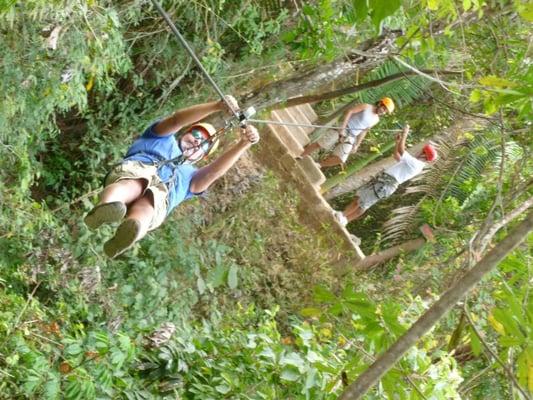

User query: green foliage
[303,283,464,399]
[283,0,405,60]
[489,251,533,394]
[1,1,531,399]
[139,307,348,398]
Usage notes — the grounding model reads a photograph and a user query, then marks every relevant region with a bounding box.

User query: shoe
[84,201,126,230]
[349,234,361,246]
[104,219,141,259]
[333,210,348,226]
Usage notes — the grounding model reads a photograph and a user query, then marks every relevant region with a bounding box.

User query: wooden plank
[297,155,325,188]
[286,105,314,135]
[266,122,303,157]
[271,109,309,147]
[299,104,318,123]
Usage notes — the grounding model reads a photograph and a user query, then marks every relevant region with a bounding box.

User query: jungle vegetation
[0,0,532,399]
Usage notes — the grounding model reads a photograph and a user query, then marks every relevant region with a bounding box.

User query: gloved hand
[242,125,260,144]
[221,95,240,114]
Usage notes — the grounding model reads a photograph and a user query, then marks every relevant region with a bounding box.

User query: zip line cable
[247,118,403,133]
[150,0,240,122]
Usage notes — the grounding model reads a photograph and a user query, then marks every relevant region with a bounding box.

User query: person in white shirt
[333,125,437,225]
[300,97,395,168]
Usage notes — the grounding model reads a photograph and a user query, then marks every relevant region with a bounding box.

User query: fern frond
[382,203,423,243]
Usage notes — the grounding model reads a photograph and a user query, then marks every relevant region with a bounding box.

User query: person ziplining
[81,2,265,258]
[84,97,260,258]
[300,97,395,168]
[333,124,437,225]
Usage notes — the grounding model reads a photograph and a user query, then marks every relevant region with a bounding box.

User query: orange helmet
[188,123,219,158]
[379,97,395,114]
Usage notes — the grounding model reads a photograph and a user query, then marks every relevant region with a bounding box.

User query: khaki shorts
[104,161,169,231]
[332,135,356,163]
[356,173,399,211]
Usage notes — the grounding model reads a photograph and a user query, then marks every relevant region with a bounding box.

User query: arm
[154,96,239,136]
[393,124,409,161]
[339,103,370,138]
[350,130,368,154]
[189,126,259,193]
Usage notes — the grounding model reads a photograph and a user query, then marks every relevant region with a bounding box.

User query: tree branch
[277,69,461,109]
[339,210,533,400]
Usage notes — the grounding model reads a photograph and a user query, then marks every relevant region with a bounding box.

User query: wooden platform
[254,104,365,262]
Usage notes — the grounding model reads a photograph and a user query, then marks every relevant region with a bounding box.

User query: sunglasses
[190,129,211,153]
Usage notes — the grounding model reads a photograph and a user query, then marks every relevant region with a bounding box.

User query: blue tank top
[124,122,198,213]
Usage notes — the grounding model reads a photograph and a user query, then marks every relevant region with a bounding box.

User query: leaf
[207,263,227,288]
[65,379,82,400]
[300,308,322,317]
[305,367,318,389]
[280,367,301,382]
[227,265,238,290]
[468,326,482,356]
[352,0,369,22]
[469,89,482,103]
[518,3,533,22]
[43,377,60,400]
[479,75,518,88]
[313,285,336,303]
[280,352,305,370]
[370,0,402,29]
[85,75,95,91]
[427,0,440,11]
[215,384,231,394]
[65,343,83,356]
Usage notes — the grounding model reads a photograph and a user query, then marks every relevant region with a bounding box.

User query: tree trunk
[322,140,396,192]
[356,238,426,270]
[240,32,400,111]
[277,70,460,109]
[339,210,533,400]
[324,117,490,200]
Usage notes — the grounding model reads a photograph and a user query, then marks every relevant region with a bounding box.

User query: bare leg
[345,204,366,223]
[343,197,361,217]
[85,178,147,230]
[102,191,155,258]
[125,191,155,241]
[301,142,321,157]
[99,178,147,205]
[320,155,343,168]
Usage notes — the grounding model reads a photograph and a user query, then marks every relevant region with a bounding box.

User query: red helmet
[423,144,437,162]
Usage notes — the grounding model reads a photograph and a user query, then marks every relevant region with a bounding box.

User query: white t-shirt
[384,151,426,184]
[347,107,379,137]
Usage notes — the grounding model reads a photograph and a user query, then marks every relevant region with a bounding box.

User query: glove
[242,125,260,144]
[222,95,240,114]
